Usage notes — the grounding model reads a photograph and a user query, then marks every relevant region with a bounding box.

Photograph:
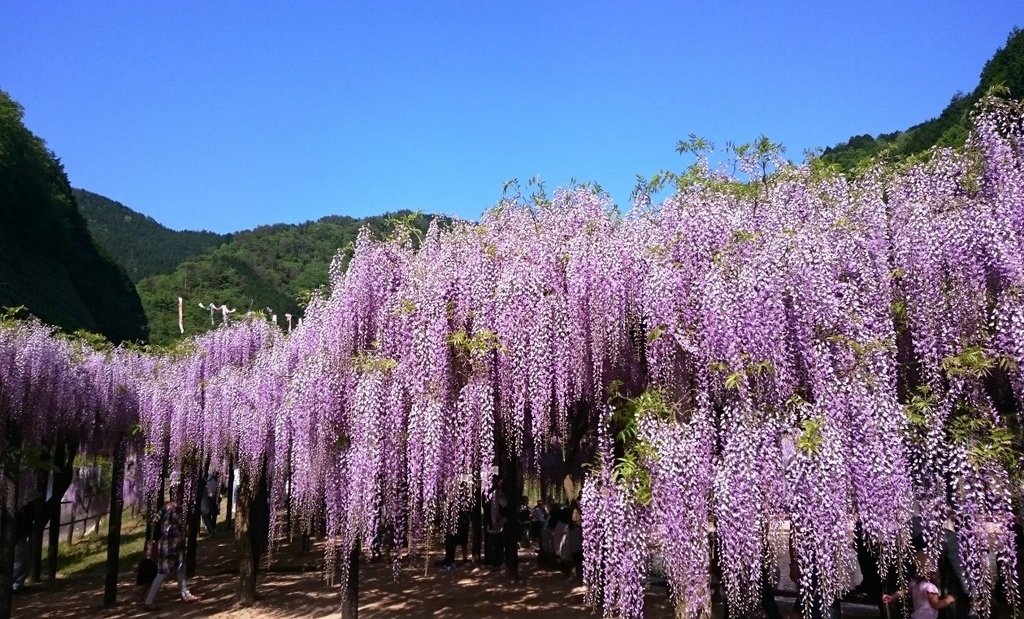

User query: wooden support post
[471,468,482,563]
[340,539,360,619]
[47,438,76,581]
[235,468,256,606]
[103,435,127,607]
[67,503,75,545]
[226,457,234,522]
[0,492,14,619]
[0,435,21,619]
[502,444,520,583]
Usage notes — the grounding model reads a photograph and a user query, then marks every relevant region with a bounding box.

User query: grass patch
[55,511,148,577]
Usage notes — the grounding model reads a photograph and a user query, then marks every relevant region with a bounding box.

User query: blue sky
[2,2,1023,234]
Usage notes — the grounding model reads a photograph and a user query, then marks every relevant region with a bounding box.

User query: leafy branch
[605,386,678,506]
[350,352,398,374]
[796,416,825,455]
[940,346,1015,379]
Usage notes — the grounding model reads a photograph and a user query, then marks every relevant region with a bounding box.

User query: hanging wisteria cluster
[2,97,1024,619]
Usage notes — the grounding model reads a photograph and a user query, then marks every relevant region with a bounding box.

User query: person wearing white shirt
[883,569,956,619]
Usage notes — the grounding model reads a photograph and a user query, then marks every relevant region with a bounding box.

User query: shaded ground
[13,514,895,618]
[11,526,674,618]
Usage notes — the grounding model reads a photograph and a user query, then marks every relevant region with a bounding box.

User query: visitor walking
[883,567,956,619]
[518,495,531,548]
[200,472,220,535]
[483,476,507,568]
[530,498,548,547]
[143,490,202,610]
[441,502,471,570]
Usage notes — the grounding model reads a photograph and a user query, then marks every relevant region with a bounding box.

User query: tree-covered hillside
[0,90,148,343]
[822,28,1024,170]
[137,212,434,344]
[74,188,228,282]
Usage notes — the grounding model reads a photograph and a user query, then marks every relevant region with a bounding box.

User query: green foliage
[646,323,667,343]
[449,328,503,366]
[67,329,113,352]
[891,300,908,325]
[605,386,677,506]
[74,189,228,282]
[796,416,825,455]
[350,352,399,373]
[948,404,1020,469]
[136,211,436,344]
[0,306,29,328]
[940,345,1015,379]
[716,357,774,391]
[904,384,936,429]
[0,90,148,344]
[612,441,656,507]
[826,334,896,371]
[2,443,59,475]
[644,133,783,200]
[384,210,427,243]
[822,29,1024,171]
[296,285,327,310]
[675,134,715,157]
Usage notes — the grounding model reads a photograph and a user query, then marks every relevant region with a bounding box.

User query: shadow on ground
[12,531,674,618]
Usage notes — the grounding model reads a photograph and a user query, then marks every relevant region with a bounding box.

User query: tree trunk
[250,469,269,573]
[186,458,209,577]
[502,446,520,583]
[148,444,169,543]
[45,499,60,581]
[494,411,520,583]
[340,539,360,619]
[285,438,292,543]
[226,457,234,522]
[103,435,127,607]
[0,436,21,619]
[187,368,207,577]
[235,469,256,606]
[673,600,688,619]
[0,494,14,619]
[27,465,48,582]
[471,469,482,563]
[46,438,77,581]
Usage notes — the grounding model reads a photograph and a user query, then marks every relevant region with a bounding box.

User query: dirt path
[12,531,673,618]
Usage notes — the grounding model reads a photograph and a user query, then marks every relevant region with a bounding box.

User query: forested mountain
[0,90,148,343]
[137,212,434,344]
[68,189,437,345]
[74,188,228,282]
[822,28,1024,170]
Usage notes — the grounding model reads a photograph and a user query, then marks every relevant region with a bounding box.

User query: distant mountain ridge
[134,211,434,344]
[74,188,229,282]
[822,28,1024,170]
[73,187,435,345]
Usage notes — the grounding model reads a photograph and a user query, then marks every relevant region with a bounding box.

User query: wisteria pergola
[1,97,1023,619]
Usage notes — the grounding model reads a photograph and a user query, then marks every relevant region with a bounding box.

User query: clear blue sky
[2,2,1022,234]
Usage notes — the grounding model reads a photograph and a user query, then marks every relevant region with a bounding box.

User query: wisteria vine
[2,97,1023,619]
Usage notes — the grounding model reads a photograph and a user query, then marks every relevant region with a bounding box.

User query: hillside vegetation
[821,28,1024,170]
[0,90,147,343]
[74,188,228,282]
[137,212,434,344]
